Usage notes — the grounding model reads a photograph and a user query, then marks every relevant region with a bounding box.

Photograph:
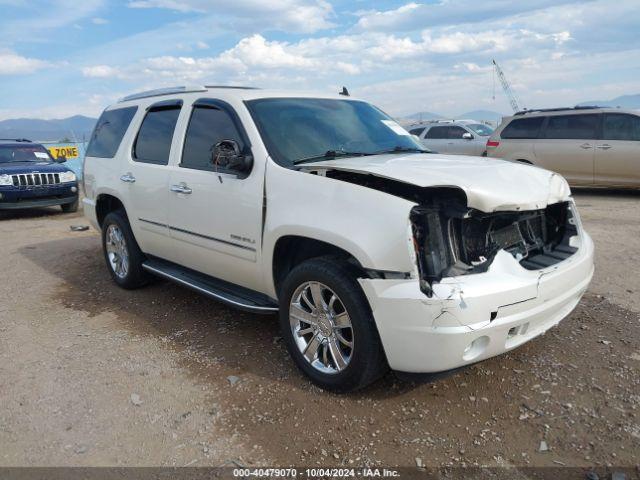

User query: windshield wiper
[373,146,430,155]
[293,150,372,165]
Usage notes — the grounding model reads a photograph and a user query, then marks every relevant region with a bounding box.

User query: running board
[142,258,279,314]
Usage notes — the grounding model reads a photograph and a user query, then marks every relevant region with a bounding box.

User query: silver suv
[407,120,494,156]
[487,106,640,188]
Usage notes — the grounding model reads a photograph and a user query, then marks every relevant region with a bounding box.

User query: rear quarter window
[86,106,137,158]
[500,117,545,139]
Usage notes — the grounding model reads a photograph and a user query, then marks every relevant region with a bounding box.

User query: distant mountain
[0,115,97,142]
[401,111,444,121]
[457,110,506,122]
[399,109,506,124]
[577,94,640,109]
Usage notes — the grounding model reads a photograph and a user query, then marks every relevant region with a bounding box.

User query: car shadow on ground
[0,206,69,220]
[19,234,435,398]
[572,187,640,199]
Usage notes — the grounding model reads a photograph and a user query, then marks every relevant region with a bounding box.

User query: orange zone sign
[48,146,79,159]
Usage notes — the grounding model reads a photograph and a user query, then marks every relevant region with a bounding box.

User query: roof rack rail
[204,85,259,90]
[120,86,208,102]
[0,138,32,142]
[514,105,605,116]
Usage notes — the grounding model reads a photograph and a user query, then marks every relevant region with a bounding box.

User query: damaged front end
[411,198,580,297]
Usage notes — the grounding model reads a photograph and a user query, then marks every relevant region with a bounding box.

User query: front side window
[181,104,246,171]
[86,106,137,158]
[425,126,449,139]
[133,104,181,165]
[447,126,468,139]
[246,98,423,167]
[544,114,598,140]
[466,123,494,136]
[602,114,640,141]
[501,117,545,139]
[0,144,53,163]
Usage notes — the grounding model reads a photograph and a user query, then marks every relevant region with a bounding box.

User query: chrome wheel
[289,281,353,374]
[105,224,129,279]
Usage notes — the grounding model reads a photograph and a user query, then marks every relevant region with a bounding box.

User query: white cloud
[0,0,106,42]
[91,17,109,24]
[127,0,335,33]
[81,65,121,78]
[0,51,52,75]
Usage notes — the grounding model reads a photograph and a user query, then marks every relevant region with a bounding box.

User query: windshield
[0,144,53,163]
[246,98,425,167]
[466,123,494,136]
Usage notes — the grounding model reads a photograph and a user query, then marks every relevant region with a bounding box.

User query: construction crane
[492,59,523,113]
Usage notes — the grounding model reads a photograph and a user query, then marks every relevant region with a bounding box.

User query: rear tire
[61,198,79,213]
[279,256,388,393]
[101,210,150,289]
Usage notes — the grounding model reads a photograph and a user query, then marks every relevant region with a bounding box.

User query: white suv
[83,86,594,392]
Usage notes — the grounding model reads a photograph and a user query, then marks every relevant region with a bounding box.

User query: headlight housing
[0,174,13,186]
[60,171,77,183]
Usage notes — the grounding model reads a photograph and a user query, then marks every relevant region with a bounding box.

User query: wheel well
[95,194,125,227]
[272,236,364,296]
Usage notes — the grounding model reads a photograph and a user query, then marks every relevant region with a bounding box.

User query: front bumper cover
[359,231,594,373]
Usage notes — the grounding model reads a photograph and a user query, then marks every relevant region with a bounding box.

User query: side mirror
[462,132,473,140]
[55,154,67,163]
[211,139,253,174]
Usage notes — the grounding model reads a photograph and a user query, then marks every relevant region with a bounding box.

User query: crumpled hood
[303,153,571,212]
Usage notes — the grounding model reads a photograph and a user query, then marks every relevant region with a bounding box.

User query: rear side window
[447,126,468,139]
[133,102,182,165]
[500,117,544,139]
[86,106,137,158]
[408,127,425,136]
[181,104,246,171]
[602,114,640,141]
[544,114,598,140]
[425,126,449,139]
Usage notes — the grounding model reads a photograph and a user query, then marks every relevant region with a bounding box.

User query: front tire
[279,257,388,392]
[101,210,149,289]
[61,198,79,213]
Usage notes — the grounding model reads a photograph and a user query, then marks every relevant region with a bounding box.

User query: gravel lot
[0,190,638,470]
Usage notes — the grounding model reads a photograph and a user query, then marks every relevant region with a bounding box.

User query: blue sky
[0,0,639,120]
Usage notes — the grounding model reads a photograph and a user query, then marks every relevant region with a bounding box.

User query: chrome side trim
[138,218,256,252]
[141,263,278,313]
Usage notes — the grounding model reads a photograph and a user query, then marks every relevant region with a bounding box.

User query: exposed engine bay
[410,201,579,296]
[320,169,579,297]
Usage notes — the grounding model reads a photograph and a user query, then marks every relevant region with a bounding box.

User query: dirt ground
[0,190,638,470]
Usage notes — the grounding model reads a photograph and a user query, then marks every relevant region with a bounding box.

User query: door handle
[579,143,592,150]
[596,144,612,150]
[170,183,192,194]
[120,173,136,183]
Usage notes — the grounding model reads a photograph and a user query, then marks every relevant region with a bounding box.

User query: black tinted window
[603,114,640,141]
[544,114,597,140]
[182,106,245,171]
[501,117,544,139]
[133,106,181,165]
[448,126,468,139]
[425,126,449,139]
[86,107,137,158]
[408,127,425,136]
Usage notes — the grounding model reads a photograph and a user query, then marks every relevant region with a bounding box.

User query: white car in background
[407,120,494,156]
[83,86,594,392]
